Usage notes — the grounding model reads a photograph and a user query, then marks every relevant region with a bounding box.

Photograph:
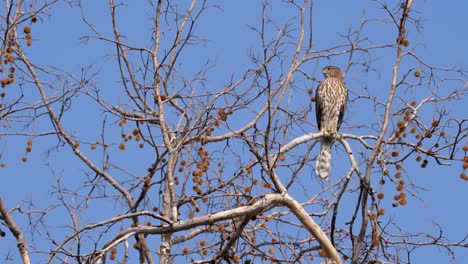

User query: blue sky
[1,0,467,263]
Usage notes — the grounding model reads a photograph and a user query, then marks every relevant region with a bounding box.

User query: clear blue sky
[1,1,467,263]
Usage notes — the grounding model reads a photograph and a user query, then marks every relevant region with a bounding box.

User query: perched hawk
[315,66,348,179]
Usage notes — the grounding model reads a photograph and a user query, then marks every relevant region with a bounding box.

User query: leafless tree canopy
[0,1,467,264]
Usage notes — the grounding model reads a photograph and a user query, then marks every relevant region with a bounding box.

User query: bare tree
[1,0,467,263]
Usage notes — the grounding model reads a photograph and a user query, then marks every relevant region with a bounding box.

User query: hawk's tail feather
[316,138,332,179]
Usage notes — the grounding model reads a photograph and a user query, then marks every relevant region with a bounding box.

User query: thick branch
[0,198,31,264]
[97,193,342,264]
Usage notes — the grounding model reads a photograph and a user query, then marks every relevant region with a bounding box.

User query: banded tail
[315,138,332,179]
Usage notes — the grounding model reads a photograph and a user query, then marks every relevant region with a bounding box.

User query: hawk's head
[322,66,343,79]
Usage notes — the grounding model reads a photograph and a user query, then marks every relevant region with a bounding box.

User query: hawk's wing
[337,88,348,131]
[315,83,323,131]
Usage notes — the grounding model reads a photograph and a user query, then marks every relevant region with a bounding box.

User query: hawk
[315,66,348,179]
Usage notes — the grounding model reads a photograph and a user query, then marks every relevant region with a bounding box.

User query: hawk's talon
[332,129,342,139]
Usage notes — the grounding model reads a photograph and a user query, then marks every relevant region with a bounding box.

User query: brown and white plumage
[315,66,348,179]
